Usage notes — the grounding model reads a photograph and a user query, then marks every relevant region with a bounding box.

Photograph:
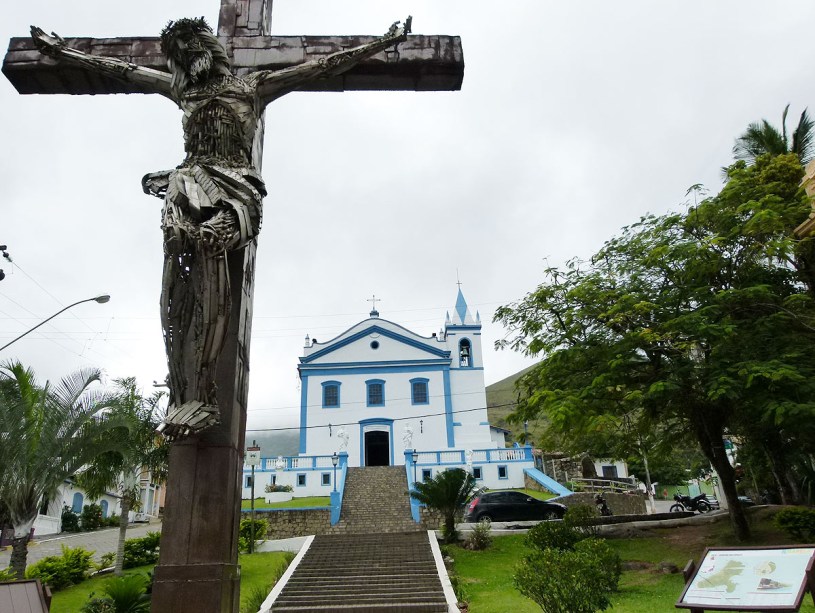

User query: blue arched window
[71,492,84,514]
[410,378,429,405]
[100,500,109,518]
[459,338,472,367]
[366,379,385,407]
[322,381,341,408]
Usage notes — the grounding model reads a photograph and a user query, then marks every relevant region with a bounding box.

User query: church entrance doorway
[364,431,390,466]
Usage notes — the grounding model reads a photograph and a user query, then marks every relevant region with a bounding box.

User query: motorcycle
[670,492,712,514]
[594,493,612,517]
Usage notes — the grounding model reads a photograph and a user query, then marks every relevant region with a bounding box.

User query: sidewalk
[0,521,162,567]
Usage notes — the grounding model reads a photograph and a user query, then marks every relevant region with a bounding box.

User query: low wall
[419,506,443,530]
[242,509,332,539]
[556,492,646,516]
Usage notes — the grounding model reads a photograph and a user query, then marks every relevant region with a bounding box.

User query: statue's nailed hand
[385,16,412,42]
[30,26,66,57]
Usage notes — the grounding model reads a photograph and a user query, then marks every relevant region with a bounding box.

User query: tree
[0,362,116,579]
[77,378,168,575]
[733,104,814,166]
[495,154,815,541]
[410,468,477,542]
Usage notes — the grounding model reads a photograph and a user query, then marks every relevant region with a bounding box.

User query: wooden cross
[3,3,463,612]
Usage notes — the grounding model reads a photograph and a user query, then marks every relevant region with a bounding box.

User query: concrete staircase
[270,532,449,612]
[330,466,419,534]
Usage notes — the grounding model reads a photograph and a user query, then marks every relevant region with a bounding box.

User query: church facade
[241,291,548,501]
[298,290,494,466]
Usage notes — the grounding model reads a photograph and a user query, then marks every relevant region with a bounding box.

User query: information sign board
[245,447,261,467]
[677,546,815,611]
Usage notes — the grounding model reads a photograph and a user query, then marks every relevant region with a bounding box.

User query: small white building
[242,291,567,504]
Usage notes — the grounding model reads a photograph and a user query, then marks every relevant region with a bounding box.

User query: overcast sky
[2,0,815,434]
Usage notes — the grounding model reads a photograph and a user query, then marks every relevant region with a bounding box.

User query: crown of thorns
[160,17,212,54]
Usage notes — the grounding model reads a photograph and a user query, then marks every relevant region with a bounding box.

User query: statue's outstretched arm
[253,17,412,107]
[31,26,173,99]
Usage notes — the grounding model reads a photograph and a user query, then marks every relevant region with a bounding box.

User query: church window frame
[321,472,331,487]
[422,469,432,482]
[321,381,341,408]
[459,338,473,367]
[296,473,306,487]
[366,379,385,407]
[410,378,429,405]
[71,492,84,514]
[244,475,253,488]
[473,467,483,480]
[497,465,508,480]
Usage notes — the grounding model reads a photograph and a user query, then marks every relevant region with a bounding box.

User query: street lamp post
[412,449,419,485]
[245,441,261,554]
[331,452,338,492]
[0,294,111,352]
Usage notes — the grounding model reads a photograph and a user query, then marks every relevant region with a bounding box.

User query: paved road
[1,521,162,567]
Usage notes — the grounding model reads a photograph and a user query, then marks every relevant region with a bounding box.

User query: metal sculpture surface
[30,18,410,439]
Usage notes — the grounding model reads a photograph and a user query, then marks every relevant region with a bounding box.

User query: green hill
[485,364,539,444]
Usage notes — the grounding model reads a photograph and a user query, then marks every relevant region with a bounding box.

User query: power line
[246,401,519,433]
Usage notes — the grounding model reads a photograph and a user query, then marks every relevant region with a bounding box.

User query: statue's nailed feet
[157,400,220,441]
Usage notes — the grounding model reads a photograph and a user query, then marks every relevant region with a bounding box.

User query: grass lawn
[241,496,330,510]
[49,551,292,613]
[449,507,815,613]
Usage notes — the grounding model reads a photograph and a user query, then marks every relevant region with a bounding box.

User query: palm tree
[0,362,116,579]
[733,104,814,165]
[409,468,477,542]
[77,378,169,575]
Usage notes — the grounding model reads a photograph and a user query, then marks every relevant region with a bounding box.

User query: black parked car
[464,491,567,522]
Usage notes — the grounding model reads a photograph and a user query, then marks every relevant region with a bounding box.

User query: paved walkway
[0,521,162,567]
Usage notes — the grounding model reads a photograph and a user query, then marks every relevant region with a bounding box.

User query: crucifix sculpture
[4,2,462,610]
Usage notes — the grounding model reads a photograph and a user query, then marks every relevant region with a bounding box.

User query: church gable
[301,322,449,367]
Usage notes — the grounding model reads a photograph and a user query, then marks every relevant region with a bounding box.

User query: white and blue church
[242,290,566,513]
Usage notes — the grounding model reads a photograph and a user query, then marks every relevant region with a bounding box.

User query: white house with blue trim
[242,291,570,510]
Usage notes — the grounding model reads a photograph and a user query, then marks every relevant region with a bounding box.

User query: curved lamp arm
[0,295,110,352]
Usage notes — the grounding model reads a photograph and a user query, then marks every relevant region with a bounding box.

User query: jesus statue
[31,17,410,439]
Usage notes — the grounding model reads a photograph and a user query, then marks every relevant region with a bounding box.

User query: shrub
[564,504,600,538]
[525,520,585,552]
[105,514,121,528]
[81,504,104,532]
[26,545,94,590]
[774,506,815,542]
[464,519,492,551]
[264,484,293,493]
[61,505,80,532]
[97,552,116,570]
[575,538,621,592]
[514,548,614,613]
[241,584,272,613]
[81,574,150,613]
[239,517,268,553]
[123,532,161,569]
[0,567,17,582]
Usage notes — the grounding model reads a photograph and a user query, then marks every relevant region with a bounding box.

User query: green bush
[264,484,293,493]
[575,538,621,592]
[97,552,116,570]
[61,505,80,532]
[123,532,161,569]
[774,506,815,542]
[26,545,94,590]
[239,517,268,553]
[104,514,121,528]
[564,504,600,538]
[525,520,585,552]
[464,519,492,550]
[514,548,614,613]
[81,504,104,532]
[0,567,17,582]
[81,574,151,613]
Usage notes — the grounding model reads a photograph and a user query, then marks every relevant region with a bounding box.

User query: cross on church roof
[368,294,381,317]
[2,0,464,95]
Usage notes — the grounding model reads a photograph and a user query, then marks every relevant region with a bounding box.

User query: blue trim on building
[497,465,508,479]
[452,422,462,426]
[296,473,307,487]
[300,363,450,377]
[479,421,490,426]
[473,467,483,480]
[444,325,482,332]
[410,377,429,405]
[458,337,473,368]
[443,368,454,447]
[321,472,331,486]
[301,324,450,363]
[365,379,385,407]
[299,380,308,453]
[321,380,341,408]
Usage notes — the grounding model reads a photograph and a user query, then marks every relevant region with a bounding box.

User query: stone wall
[243,509,332,539]
[557,492,646,516]
[419,506,443,530]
